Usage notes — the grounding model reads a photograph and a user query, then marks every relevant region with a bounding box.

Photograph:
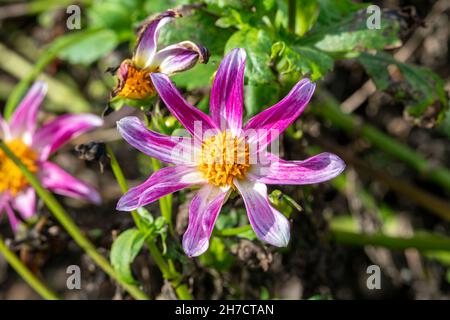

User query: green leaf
[225,27,275,84]
[58,29,119,65]
[316,0,364,27]
[358,52,449,126]
[110,228,147,284]
[199,237,234,271]
[269,190,302,218]
[302,8,401,53]
[159,10,232,55]
[271,41,333,81]
[88,1,133,32]
[244,83,280,118]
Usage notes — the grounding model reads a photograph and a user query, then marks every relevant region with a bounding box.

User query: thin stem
[330,229,450,252]
[0,236,59,300]
[106,144,192,300]
[287,0,296,33]
[217,223,450,252]
[0,141,149,300]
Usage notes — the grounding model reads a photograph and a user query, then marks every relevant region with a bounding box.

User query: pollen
[0,140,38,196]
[198,133,250,188]
[118,65,156,100]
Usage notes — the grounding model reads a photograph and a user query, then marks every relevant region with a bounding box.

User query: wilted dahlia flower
[116,48,345,257]
[0,82,102,230]
[112,9,209,101]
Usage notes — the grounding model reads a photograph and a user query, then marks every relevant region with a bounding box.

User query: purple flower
[116,48,346,257]
[112,9,209,100]
[0,82,103,231]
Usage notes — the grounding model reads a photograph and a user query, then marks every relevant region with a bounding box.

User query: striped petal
[32,114,103,160]
[244,79,315,152]
[133,10,179,69]
[151,41,210,76]
[117,116,197,165]
[250,152,346,185]
[117,165,205,211]
[151,73,218,140]
[182,184,229,257]
[39,161,101,204]
[234,179,290,247]
[9,81,47,143]
[210,48,246,134]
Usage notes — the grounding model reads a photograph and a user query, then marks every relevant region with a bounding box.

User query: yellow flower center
[118,65,156,100]
[198,133,250,188]
[0,140,38,196]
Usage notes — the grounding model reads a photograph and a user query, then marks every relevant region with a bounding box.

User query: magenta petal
[9,81,47,143]
[12,188,36,220]
[250,152,345,185]
[117,165,204,211]
[234,179,290,247]
[39,162,101,204]
[210,48,246,133]
[182,185,229,257]
[32,114,103,160]
[4,203,19,232]
[133,10,178,68]
[151,73,218,140]
[117,116,196,165]
[244,79,315,151]
[152,41,210,76]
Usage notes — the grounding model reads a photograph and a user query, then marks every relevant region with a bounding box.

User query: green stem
[147,240,192,300]
[106,145,192,300]
[315,89,450,192]
[0,236,59,300]
[330,228,450,252]
[0,141,149,300]
[150,157,174,235]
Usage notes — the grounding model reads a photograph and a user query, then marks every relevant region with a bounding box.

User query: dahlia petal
[151,73,218,140]
[116,165,204,211]
[32,114,103,160]
[151,41,210,76]
[133,10,178,69]
[0,115,11,141]
[12,187,36,220]
[182,185,229,257]
[9,81,47,143]
[5,203,19,232]
[210,48,246,134]
[117,116,197,165]
[250,152,346,185]
[244,79,315,151]
[39,161,101,204]
[234,179,290,247]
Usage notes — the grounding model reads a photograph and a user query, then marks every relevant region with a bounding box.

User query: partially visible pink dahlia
[0,82,103,230]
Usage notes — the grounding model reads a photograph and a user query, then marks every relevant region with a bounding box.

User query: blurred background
[0,0,449,299]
